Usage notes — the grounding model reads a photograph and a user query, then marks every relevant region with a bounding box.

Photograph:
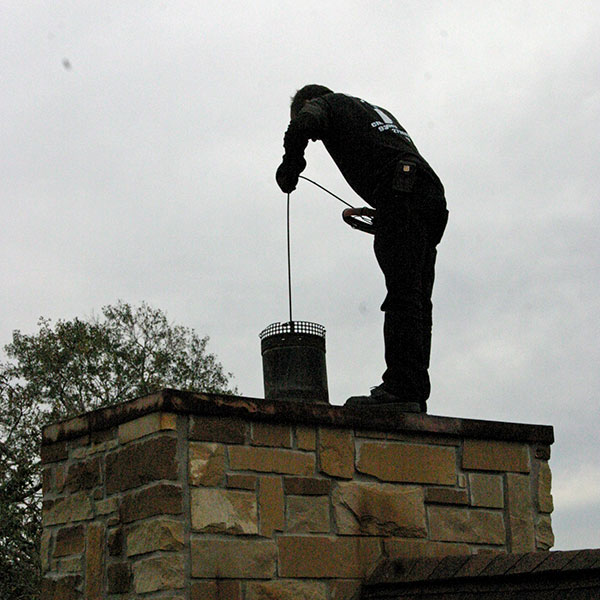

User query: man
[276,85,448,412]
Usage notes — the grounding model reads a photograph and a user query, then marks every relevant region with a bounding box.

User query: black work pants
[373,173,447,407]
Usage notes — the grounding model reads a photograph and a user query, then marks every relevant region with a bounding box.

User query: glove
[276,158,306,193]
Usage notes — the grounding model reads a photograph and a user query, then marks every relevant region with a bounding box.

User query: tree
[0,301,236,599]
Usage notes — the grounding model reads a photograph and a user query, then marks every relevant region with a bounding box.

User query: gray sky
[2,0,599,551]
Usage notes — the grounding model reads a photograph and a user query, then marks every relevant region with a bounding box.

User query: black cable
[298,175,356,209]
[286,192,293,324]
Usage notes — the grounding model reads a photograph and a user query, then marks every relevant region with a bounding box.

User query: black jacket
[282,93,443,205]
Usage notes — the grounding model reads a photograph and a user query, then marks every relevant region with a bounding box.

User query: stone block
[55,556,82,574]
[41,529,51,573]
[506,472,536,552]
[189,414,247,444]
[227,473,258,490]
[384,538,470,558]
[247,580,328,600]
[330,579,362,600]
[428,505,506,545]
[228,445,315,475]
[319,427,354,479]
[126,518,184,556]
[189,442,225,486]
[94,497,118,517]
[106,435,178,493]
[469,473,505,508]
[278,536,382,578]
[537,461,554,513]
[118,412,177,444]
[43,492,93,526]
[259,476,285,537]
[462,439,530,473]
[132,555,185,593]
[107,527,123,556]
[41,575,81,600]
[120,483,183,523]
[41,441,69,464]
[64,457,101,493]
[297,426,317,450]
[284,476,332,496]
[287,495,330,533]
[85,523,104,600]
[425,487,469,505]
[191,488,258,534]
[107,562,132,594]
[536,514,555,550]
[334,482,426,537]
[191,580,243,600]
[356,441,456,485]
[54,525,85,557]
[191,538,277,578]
[252,422,292,447]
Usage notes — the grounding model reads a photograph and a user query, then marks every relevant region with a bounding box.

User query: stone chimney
[40,389,554,599]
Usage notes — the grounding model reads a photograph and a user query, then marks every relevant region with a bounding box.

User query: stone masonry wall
[41,390,554,600]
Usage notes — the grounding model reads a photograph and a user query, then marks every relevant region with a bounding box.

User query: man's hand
[276,158,306,193]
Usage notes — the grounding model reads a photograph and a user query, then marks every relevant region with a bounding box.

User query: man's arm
[276,98,330,193]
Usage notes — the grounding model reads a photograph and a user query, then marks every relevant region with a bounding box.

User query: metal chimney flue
[259,321,329,403]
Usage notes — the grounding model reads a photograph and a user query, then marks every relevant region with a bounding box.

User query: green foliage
[0,301,236,599]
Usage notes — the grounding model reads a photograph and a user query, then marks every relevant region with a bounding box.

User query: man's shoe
[344,385,422,412]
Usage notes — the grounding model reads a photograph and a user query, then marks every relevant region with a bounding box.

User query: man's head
[290,84,333,119]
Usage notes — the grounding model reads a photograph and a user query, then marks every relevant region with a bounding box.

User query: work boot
[344,384,422,412]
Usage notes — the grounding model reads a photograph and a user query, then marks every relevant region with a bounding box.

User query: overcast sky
[2,0,599,551]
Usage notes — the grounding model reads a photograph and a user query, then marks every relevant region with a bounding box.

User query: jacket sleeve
[281,97,331,166]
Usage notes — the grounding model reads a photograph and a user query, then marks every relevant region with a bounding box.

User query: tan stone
[278,536,382,578]
[191,538,277,578]
[57,556,82,574]
[189,442,225,486]
[228,445,315,475]
[319,428,354,479]
[297,426,317,450]
[259,476,284,537]
[54,524,85,557]
[95,497,118,516]
[85,523,104,600]
[191,488,257,534]
[425,487,469,505]
[537,461,554,513]
[330,579,362,600]
[118,412,177,444]
[43,492,93,525]
[469,473,505,508]
[536,514,555,550]
[384,538,471,558]
[287,495,330,533]
[462,440,530,473]
[506,473,536,553]
[191,580,243,600]
[41,529,51,573]
[357,441,456,485]
[126,518,184,556]
[428,506,506,545]
[252,422,292,447]
[132,555,185,593]
[334,482,426,537]
[247,580,328,600]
